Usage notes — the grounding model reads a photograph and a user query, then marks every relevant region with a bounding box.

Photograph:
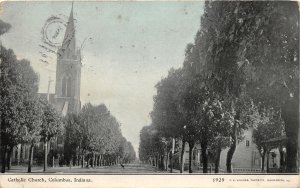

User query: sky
[0,1,204,156]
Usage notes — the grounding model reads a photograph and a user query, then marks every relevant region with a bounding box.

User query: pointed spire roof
[61,3,76,55]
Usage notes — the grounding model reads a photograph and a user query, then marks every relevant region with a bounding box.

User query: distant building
[219,128,262,172]
[173,127,285,173]
[11,5,81,165]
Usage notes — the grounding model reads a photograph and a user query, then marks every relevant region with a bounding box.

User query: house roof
[263,135,287,143]
[262,135,287,149]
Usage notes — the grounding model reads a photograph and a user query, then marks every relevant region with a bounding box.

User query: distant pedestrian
[120,163,125,169]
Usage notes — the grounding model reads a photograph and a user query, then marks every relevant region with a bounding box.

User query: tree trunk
[160,155,164,170]
[92,153,95,168]
[180,140,185,173]
[75,155,77,166]
[266,151,270,173]
[17,145,20,166]
[27,144,34,173]
[261,152,265,173]
[95,154,97,167]
[44,141,47,172]
[214,147,222,173]
[282,96,299,173]
[96,155,98,167]
[279,146,284,172]
[226,123,237,173]
[188,141,194,173]
[1,145,7,173]
[169,152,173,173]
[69,159,72,169]
[73,156,76,166]
[77,155,80,166]
[98,155,101,166]
[97,155,100,167]
[166,152,169,171]
[201,141,208,173]
[6,146,13,170]
[81,155,84,168]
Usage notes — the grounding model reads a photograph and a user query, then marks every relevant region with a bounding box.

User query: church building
[11,5,81,165]
[39,5,82,116]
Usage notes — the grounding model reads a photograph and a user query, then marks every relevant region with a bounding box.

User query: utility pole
[47,77,54,102]
[44,77,53,172]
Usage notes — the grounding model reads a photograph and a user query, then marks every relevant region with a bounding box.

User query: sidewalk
[5,165,83,173]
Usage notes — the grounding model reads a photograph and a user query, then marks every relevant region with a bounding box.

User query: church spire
[61,2,76,57]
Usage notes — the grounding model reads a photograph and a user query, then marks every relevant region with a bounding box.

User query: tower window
[246,140,250,147]
[62,77,67,96]
[62,76,71,97]
[67,77,71,97]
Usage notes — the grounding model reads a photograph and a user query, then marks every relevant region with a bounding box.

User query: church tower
[55,4,81,114]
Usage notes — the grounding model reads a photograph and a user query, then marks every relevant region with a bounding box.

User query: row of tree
[63,103,136,168]
[139,1,298,173]
[0,20,63,173]
[0,19,136,172]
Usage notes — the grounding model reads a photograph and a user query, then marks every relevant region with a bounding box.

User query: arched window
[62,77,67,96]
[67,77,71,97]
[62,75,72,97]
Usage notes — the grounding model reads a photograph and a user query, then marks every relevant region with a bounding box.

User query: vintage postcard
[0,1,299,187]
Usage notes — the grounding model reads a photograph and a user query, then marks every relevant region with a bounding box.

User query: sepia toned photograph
[0,0,299,181]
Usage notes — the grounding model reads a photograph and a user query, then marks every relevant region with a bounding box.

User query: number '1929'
[213,178,224,182]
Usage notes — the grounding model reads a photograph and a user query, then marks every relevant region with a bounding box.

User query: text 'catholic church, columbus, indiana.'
[11,5,82,165]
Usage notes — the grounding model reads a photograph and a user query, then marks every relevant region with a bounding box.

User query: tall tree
[194,1,248,173]
[238,2,299,173]
[151,68,186,172]
[77,103,128,167]
[0,46,40,172]
[0,19,11,36]
[252,106,285,172]
[0,46,20,172]
[21,95,43,173]
[193,1,299,173]
[64,113,82,166]
[178,56,232,173]
[40,101,63,172]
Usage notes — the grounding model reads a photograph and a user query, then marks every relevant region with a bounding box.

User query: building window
[246,140,250,147]
[67,77,71,97]
[62,76,72,97]
[62,77,67,96]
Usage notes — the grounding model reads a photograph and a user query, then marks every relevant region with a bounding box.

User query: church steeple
[59,3,77,59]
[55,3,81,114]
